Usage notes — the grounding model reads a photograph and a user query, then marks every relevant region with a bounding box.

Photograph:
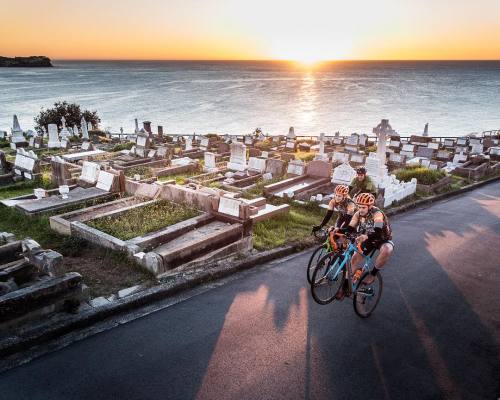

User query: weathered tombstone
[142,121,152,134]
[470,143,484,154]
[265,158,285,177]
[286,159,305,176]
[261,151,269,158]
[227,142,247,171]
[73,124,79,137]
[457,138,468,146]
[204,152,217,171]
[248,157,267,173]
[157,146,168,159]
[427,142,439,150]
[332,152,349,163]
[452,151,468,164]
[59,117,72,139]
[185,137,193,151]
[287,127,296,140]
[157,125,164,138]
[350,153,366,164]
[171,157,193,166]
[346,134,359,146]
[332,162,357,184]
[359,134,368,147]
[81,141,93,151]
[96,170,116,192]
[416,146,434,159]
[307,160,332,178]
[218,196,241,217]
[79,161,100,185]
[444,139,455,147]
[372,119,395,166]
[47,124,61,148]
[200,137,209,150]
[81,117,90,140]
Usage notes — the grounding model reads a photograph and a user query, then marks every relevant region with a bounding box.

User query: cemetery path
[1,182,499,400]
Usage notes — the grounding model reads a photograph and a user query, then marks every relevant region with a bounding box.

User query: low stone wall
[416,175,452,194]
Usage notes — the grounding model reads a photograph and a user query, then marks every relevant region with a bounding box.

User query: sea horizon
[1,60,499,137]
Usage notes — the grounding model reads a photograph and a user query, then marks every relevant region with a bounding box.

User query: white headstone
[185,137,193,151]
[332,162,357,184]
[80,161,100,184]
[287,159,305,176]
[96,170,115,191]
[48,124,61,148]
[218,196,241,217]
[228,142,247,171]
[248,157,267,173]
[204,152,217,170]
[81,117,89,140]
[287,127,296,139]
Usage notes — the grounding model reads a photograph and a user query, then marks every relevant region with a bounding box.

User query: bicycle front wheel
[307,245,327,284]
[311,253,344,305]
[353,272,383,318]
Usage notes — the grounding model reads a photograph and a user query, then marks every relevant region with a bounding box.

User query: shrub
[34,101,100,133]
[112,142,134,152]
[395,166,446,185]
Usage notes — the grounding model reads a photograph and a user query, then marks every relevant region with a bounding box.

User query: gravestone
[265,158,285,177]
[156,146,168,159]
[389,153,404,163]
[436,150,451,161]
[332,162,357,184]
[10,115,25,144]
[287,127,296,140]
[59,117,72,139]
[332,152,349,163]
[350,153,366,164]
[452,151,468,165]
[427,142,439,150]
[204,152,217,171]
[157,126,164,137]
[359,134,368,147]
[444,139,455,147]
[200,137,209,149]
[227,142,247,171]
[457,138,468,146]
[470,143,484,154]
[13,148,40,180]
[373,119,395,166]
[307,160,332,178]
[171,157,193,166]
[79,161,100,185]
[287,159,305,176]
[248,157,267,173]
[218,196,241,217]
[333,137,343,145]
[81,141,93,151]
[96,170,116,192]
[81,117,90,140]
[416,146,434,159]
[346,134,359,146]
[48,124,61,148]
[185,137,193,151]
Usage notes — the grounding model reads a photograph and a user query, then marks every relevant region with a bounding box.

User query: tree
[34,101,100,133]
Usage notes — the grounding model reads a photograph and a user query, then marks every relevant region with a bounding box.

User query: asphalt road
[1,182,499,400]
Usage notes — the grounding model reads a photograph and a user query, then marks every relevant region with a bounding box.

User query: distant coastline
[0,56,52,67]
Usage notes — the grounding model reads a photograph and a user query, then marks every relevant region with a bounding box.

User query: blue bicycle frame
[326,239,376,293]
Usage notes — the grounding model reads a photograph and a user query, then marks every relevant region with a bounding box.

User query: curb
[1,175,499,359]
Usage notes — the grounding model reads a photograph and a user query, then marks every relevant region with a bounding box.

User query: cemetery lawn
[87,199,201,240]
[252,200,325,250]
[0,203,155,297]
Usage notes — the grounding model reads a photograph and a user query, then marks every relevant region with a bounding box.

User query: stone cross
[372,119,395,167]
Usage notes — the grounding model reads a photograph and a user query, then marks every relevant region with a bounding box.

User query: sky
[1,0,500,61]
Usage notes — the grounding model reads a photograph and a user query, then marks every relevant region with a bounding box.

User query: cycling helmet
[355,192,375,206]
[356,167,367,175]
[334,184,349,196]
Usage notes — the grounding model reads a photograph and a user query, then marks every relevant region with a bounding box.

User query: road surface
[1,182,499,399]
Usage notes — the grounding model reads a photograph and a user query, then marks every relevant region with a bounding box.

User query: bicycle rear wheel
[307,245,327,284]
[353,272,383,318]
[311,253,344,305]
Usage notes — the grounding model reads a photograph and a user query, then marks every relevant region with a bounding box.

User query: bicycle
[307,228,347,284]
[310,232,383,318]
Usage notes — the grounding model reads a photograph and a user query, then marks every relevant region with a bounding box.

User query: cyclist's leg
[364,241,394,284]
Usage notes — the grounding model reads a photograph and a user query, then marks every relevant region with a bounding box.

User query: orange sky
[1,0,500,60]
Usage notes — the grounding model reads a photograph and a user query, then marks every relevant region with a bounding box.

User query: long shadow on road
[0,184,499,400]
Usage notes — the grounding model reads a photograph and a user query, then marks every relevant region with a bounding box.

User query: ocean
[0,60,499,137]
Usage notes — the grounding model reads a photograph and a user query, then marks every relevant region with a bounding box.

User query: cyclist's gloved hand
[312,225,321,233]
